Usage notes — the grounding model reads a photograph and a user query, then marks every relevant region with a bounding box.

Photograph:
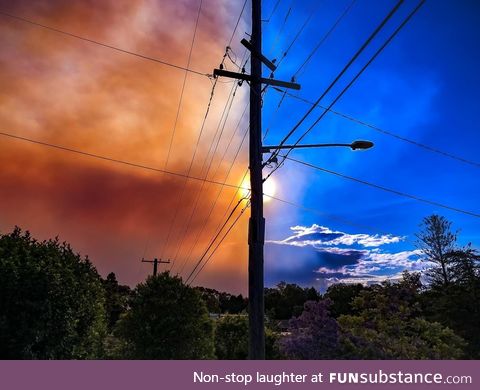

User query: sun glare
[240,176,276,203]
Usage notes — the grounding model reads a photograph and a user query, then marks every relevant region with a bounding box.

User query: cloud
[0,0,250,293]
[270,224,404,248]
[267,224,424,290]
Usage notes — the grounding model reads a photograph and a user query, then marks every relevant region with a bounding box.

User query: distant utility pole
[141,257,170,276]
[213,0,300,359]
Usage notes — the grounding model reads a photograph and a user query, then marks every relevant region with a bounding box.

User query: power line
[283,155,480,219]
[263,0,282,23]
[187,201,249,286]
[0,10,210,78]
[184,197,248,285]
[263,0,355,141]
[187,200,250,286]
[175,111,249,275]
[163,0,204,169]
[268,0,295,59]
[165,52,248,268]
[294,0,357,79]
[173,112,249,274]
[285,0,426,150]
[271,0,405,153]
[265,0,425,181]
[266,195,385,233]
[1,129,398,235]
[275,0,323,68]
[169,76,243,268]
[228,0,248,46]
[0,130,246,190]
[161,8,249,265]
[276,88,480,168]
[179,167,249,280]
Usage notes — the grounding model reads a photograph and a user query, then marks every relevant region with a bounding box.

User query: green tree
[265,282,320,320]
[324,283,365,318]
[214,314,282,359]
[416,215,457,287]
[215,315,249,359]
[0,227,107,359]
[416,216,480,358]
[421,246,480,358]
[115,272,214,359]
[339,273,465,359]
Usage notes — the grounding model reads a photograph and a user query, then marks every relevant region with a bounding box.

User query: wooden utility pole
[213,0,300,359]
[141,258,170,276]
[248,0,265,360]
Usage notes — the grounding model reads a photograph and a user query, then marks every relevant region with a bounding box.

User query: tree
[278,300,340,359]
[421,245,480,358]
[265,282,320,320]
[214,314,283,359]
[115,272,214,359]
[214,315,249,359]
[339,274,465,359]
[102,272,131,331]
[324,283,365,318]
[416,215,457,287]
[0,227,107,359]
[416,215,480,358]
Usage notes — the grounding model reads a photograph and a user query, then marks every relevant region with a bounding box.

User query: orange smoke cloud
[0,0,250,293]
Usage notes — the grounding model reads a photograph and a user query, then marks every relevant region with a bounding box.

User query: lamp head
[350,140,374,150]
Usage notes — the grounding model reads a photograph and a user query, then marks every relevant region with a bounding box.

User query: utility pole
[141,257,170,276]
[248,0,264,360]
[213,0,300,359]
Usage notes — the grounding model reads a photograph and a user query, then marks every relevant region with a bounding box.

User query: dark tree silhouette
[0,227,107,359]
[265,282,320,320]
[102,272,131,331]
[324,283,365,318]
[115,272,214,359]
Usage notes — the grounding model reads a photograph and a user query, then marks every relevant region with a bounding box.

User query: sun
[240,176,276,203]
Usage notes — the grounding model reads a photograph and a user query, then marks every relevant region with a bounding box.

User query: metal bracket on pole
[241,38,277,72]
[213,68,301,90]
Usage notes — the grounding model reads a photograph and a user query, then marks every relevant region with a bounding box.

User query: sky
[0,0,479,294]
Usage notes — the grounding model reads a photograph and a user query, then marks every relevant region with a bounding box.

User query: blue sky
[257,0,480,291]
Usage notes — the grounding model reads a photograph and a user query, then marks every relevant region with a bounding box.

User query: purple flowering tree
[278,299,340,359]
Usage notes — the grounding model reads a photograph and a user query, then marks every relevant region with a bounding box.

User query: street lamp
[261,140,374,153]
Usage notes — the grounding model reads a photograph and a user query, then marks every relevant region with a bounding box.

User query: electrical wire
[270,0,405,153]
[0,10,210,78]
[263,0,282,23]
[275,0,323,68]
[162,7,249,265]
[169,74,243,268]
[294,0,357,79]
[283,155,480,218]
[163,0,204,169]
[0,130,246,190]
[175,111,249,275]
[184,198,248,285]
[275,88,480,168]
[265,0,425,182]
[187,201,249,286]
[174,124,249,273]
[1,130,406,239]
